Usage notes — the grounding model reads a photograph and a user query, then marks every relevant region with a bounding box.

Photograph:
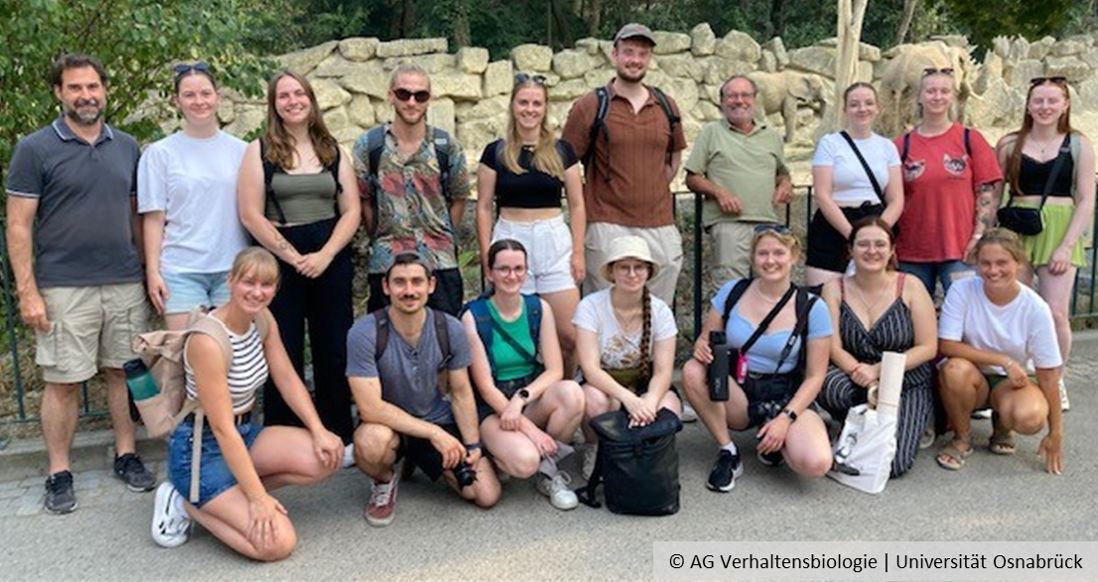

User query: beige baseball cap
[614,23,657,46]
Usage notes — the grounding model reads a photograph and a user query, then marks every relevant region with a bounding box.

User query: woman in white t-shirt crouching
[936,228,1064,474]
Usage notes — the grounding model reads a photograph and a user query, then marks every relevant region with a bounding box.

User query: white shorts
[492,215,577,295]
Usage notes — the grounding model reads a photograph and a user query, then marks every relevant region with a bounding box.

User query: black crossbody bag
[997,135,1071,236]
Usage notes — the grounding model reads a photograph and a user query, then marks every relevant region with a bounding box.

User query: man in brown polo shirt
[562,23,687,305]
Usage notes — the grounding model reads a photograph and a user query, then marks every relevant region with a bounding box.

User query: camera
[453,460,477,488]
[708,331,732,401]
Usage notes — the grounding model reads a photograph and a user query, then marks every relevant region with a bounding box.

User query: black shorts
[805,203,883,273]
[399,422,463,481]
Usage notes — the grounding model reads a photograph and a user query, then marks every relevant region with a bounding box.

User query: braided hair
[639,285,652,382]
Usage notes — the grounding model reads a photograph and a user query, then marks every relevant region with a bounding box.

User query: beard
[616,67,647,84]
[64,99,104,126]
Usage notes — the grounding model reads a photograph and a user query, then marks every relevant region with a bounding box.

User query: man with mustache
[5,54,152,514]
[685,75,794,281]
[345,252,499,527]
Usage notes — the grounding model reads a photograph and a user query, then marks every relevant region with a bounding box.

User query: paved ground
[3,334,1098,581]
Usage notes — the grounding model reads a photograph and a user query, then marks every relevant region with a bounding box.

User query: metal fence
[4,187,1098,427]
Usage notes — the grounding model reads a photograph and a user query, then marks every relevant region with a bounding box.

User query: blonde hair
[500,78,564,180]
[973,228,1028,267]
[230,247,280,286]
[751,228,802,258]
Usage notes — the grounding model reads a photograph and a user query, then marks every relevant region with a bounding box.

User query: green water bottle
[123,358,159,401]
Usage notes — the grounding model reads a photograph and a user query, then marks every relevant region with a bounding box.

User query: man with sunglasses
[685,74,794,282]
[354,63,472,316]
[562,23,687,307]
[6,54,154,514]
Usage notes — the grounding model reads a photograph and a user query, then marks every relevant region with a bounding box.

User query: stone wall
[212,26,1098,169]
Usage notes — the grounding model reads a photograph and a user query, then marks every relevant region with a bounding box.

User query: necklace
[852,276,892,322]
[1031,134,1060,157]
[613,305,642,332]
[752,283,785,304]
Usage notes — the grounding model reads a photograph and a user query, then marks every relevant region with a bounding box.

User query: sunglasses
[1030,76,1068,85]
[173,62,210,77]
[922,67,954,77]
[754,224,792,235]
[514,73,547,86]
[393,88,431,103]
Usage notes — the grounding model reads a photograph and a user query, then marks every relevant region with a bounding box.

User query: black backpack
[719,279,817,372]
[362,124,454,234]
[261,140,343,225]
[577,407,683,516]
[374,307,452,392]
[584,85,680,182]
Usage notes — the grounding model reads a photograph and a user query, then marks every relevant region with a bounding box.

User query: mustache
[74,98,101,107]
[399,294,419,301]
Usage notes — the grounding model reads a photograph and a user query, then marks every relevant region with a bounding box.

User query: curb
[0,429,165,483]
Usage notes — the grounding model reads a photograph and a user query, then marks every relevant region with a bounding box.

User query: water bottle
[123,358,159,401]
[708,331,730,401]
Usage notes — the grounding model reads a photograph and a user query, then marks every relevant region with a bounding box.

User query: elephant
[876,41,976,136]
[747,70,833,143]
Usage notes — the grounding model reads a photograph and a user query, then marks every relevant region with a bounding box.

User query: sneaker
[681,400,699,423]
[114,453,156,492]
[151,482,191,548]
[757,449,784,468]
[970,408,992,420]
[44,470,77,514]
[1059,378,1070,412]
[342,443,356,469]
[706,450,742,492]
[919,426,937,450]
[364,469,400,527]
[536,471,578,510]
[581,445,598,481]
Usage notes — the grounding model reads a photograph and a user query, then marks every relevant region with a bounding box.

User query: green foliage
[0,0,275,167]
[943,0,1076,49]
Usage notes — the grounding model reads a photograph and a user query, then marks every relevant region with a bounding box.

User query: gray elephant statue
[876,41,975,136]
[748,70,832,143]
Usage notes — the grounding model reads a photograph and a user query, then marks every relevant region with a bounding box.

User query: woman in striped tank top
[152,247,344,560]
[817,218,938,477]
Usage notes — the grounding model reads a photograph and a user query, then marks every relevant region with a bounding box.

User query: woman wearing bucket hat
[572,236,682,478]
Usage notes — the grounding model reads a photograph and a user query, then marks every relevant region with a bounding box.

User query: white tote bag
[827,404,897,494]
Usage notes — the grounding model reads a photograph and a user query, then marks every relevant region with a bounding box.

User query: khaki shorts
[583,223,683,307]
[35,283,150,384]
[709,221,774,281]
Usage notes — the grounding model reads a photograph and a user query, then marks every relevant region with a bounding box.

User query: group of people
[4,21,1087,562]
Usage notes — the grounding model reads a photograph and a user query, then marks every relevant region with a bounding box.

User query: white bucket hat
[601,236,658,282]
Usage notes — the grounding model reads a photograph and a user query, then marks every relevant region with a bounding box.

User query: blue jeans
[898,260,974,298]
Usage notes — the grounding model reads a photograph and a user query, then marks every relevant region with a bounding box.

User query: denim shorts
[168,419,264,507]
[162,270,231,314]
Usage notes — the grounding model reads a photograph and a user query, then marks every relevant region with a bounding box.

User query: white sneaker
[151,483,191,548]
[581,445,598,480]
[537,471,578,510]
[681,400,699,423]
[1059,378,1070,412]
[342,443,356,469]
[919,426,936,450]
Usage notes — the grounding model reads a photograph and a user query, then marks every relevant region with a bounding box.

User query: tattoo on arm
[975,183,998,230]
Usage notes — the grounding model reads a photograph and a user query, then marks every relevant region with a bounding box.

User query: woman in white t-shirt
[139,63,250,329]
[936,229,1064,474]
[806,82,904,288]
[573,236,681,478]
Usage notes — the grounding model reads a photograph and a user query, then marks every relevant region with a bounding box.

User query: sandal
[936,439,973,471]
[989,431,1016,456]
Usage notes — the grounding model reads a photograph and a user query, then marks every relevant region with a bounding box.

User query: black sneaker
[114,453,156,492]
[44,470,77,514]
[757,449,785,468]
[706,450,743,492]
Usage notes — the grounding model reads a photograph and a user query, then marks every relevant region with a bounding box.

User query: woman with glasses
[806,83,904,288]
[139,63,250,330]
[462,239,584,511]
[682,225,832,492]
[893,68,1002,298]
[816,218,937,478]
[476,73,586,375]
[936,229,1064,474]
[993,76,1095,411]
[237,70,361,448]
[573,236,681,479]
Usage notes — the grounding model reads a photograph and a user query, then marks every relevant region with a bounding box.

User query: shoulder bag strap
[739,285,797,356]
[774,291,817,374]
[840,130,885,205]
[1037,135,1073,211]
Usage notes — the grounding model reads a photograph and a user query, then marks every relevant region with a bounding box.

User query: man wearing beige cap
[562,23,687,307]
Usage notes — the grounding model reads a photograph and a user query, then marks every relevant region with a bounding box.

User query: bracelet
[464,442,481,451]
[780,408,798,422]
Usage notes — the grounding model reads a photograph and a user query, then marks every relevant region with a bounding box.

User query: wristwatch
[517,388,531,403]
[464,441,481,451]
[780,408,798,422]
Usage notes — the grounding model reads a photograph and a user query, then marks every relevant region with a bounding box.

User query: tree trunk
[819,0,869,138]
[770,0,787,40]
[550,0,575,49]
[894,0,919,46]
[452,0,471,47]
[587,0,602,37]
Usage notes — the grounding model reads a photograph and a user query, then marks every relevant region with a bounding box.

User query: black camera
[708,331,732,401]
[453,460,477,488]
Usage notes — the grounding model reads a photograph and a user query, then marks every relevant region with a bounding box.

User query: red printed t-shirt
[893,123,1002,262]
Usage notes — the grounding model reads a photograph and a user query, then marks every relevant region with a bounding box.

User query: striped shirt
[184,317,268,414]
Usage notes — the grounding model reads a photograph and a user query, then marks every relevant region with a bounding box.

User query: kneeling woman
[936,228,1064,474]
[463,239,585,510]
[574,237,682,478]
[683,226,833,493]
[817,218,937,478]
[152,247,343,560]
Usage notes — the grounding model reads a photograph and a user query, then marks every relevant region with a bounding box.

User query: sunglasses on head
[514,73,547,86]
[922,67,954,77]
[754,224,792,235]
[173,62,210,77]
[393,88,431,103]
[1030,76,1068,86]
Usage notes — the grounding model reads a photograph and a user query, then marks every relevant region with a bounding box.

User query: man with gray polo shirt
[5,54,154,514]
[685,75,793,281]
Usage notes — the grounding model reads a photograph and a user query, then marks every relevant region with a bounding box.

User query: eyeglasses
[754,224,792,235]
[514,73,547,86]
[393,88,431,103]
[492,265,527,277]
[922,67,954,77]
[612,262,649,275]
[724,92,756,100]
[1030,76,1068,86]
